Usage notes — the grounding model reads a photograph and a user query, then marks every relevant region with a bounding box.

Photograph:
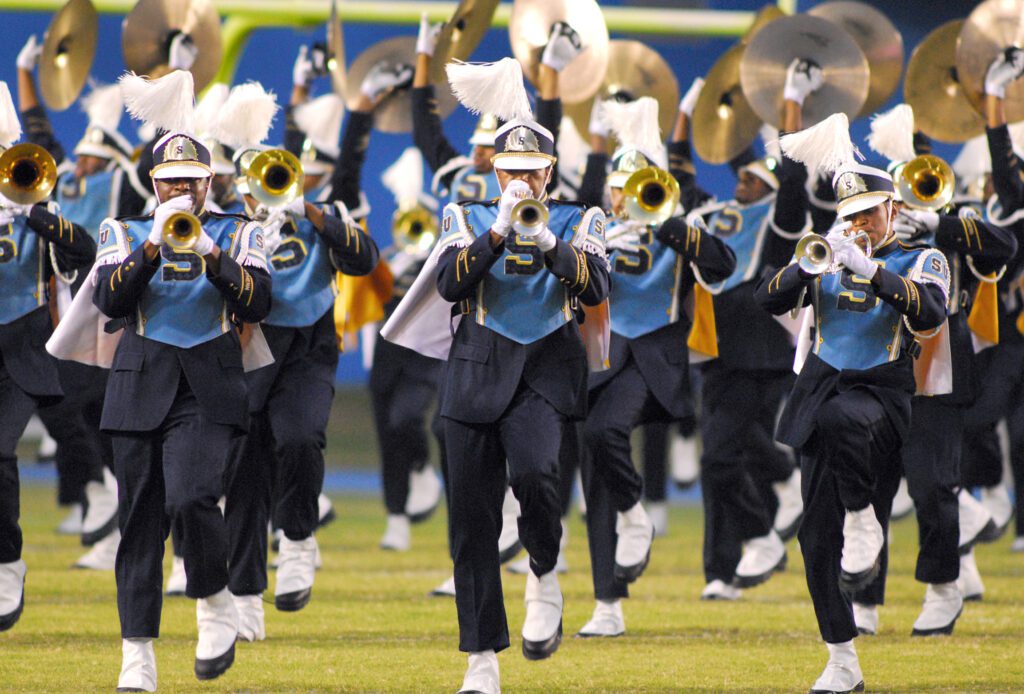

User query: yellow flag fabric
[967,278,1000,346]
[334,260,394,352]
[687,284,718,359]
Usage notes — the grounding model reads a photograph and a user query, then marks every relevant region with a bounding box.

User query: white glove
[985,48,1024,99]
[541,21,585,72]
[360,61,413,100]
[588,99,609,138]
[282,196,307,218]
[519,223,557,252]
[0,194,34,218]
[892,218,918,241]
[416,12,444,57]
[899,207,939,233]
[605,221,644,253]
[16,35,42,72]
[823,220,852,247]
[192,229,216,256]
[493,180,531,237]
[168,33,199,72]
[0,212,13,227]
[293,45,316,87]
[150,195,194,246]
[834,242,877,279]
[679,77,705,118]
[783,58,824,105]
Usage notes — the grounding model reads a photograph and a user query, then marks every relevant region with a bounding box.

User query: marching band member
[757,116,950,692]
[0,81,96,631]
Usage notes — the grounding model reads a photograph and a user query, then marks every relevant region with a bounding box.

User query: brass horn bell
[246,149,304,208]
[392,205,438,254]
[0,143,58,206]
[162,210,202,250]
[622,167,680,226]
[795,230,870,275]
[898,155,955,212]
[511,198,549,236]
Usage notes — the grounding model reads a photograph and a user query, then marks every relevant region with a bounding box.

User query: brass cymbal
[429,0,501,85]
[344,37,457,134]
[739,14,869,129]
[905,20,985,144]
[39,0,98,111]
[564,40,679,147]
[693,44,762,165]
[509,0,609,105]
[741,4,786,45]
[957,0,1024,121]
[327,0,348,97]
[122,0,222,93]
[808,1,904,116]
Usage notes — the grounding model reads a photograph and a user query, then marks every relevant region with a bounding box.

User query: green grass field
[3,482,1023,693]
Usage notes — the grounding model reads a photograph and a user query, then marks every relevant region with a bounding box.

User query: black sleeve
[315,214,380,276]
[27,204,95,272]
[578,153,608,209]
[987,124,1024,215]
[771,148,809,235]
[536,97,562,194]
[412,85,464,192]
[436,233,504,302]
[870,268,947,333]
[541,238,608,306]
[667,140,713,213]
[809,175,838,234]
[914,131,933,156]
[323,110,372,212]
[283,104,305,158]
[93,245,158,318]
[20,105,66,165]
[205,257,273,323]
[755,262,814,315]
[934,214,1018,274]
[656,216,736,284]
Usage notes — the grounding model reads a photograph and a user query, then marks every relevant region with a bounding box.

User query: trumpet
[162,211,202,251]
[0,143,57,206]
[897,154,954,212]
[795,230,871,275]
[511,198,549,236]
[622,166,680,225]
[246,149,304,207]
[392,204,437,254]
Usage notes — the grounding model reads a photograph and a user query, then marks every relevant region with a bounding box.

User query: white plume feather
[79,84,123,133]
[212,82,279,149]
[0,82,21,147]
[381,147,425,206]
[194,83,230,137]
[867,103,916,164]
[556,114,591,186]
[779,113,861,176]
[119,70,196,135]
[294,93,345,158]
[445,58,533,123]
[602,97,666,168]
[760,123,781,161]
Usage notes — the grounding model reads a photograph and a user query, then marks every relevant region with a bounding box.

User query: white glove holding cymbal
[16,34,42,72]
[985,48,1024,99]
[541,21,585,72]
[168,33,198,72]
[679,77,705,117]
[783,58,824,105]
[416,12,444,57]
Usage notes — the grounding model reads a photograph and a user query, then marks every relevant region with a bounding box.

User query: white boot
[912,582,963,636]
[810,640,864,694]
[165,556,187,596]
[648,501,669,538]
[195,587,238,680]
[521,570,563,660]
[956,550,984,601]
[275,536,317,611]
[576,599,624,638]
[840,505,883,593]
[380,514,411,552]
[0,559,27,632]
[430,574,456,598]
[670,433,700,489]
[74,528,120,570]
[890,477,914,521]
[82,468,119,546]
[406,465,442,523]
[734,530,786,588]
[958,488,994,551]
[116,637,156,692]
[979,484,1014,541]
[700,579,741,601]
[232,593,266,642]
[56,503,84,535]
[614,502,654,583]
[772,469,803,540]
[458,650,500,694]
[497,488,522,564]
[852,602,878,636]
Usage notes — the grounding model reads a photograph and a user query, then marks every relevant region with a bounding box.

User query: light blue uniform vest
[56,170,115,241]
[706,198,774,293]
[449,166,501,205]
[0,215,47,325]
[606,219,684,339]
[265,214,338,328]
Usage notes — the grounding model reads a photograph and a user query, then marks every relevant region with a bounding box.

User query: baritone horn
[511,198,549,236]
[246,149,304,207]
[0,143,58,205]
[392,204,437,254]
[162,211,202,251]
[795,230,870,275]
[897,154,954,212]
[622,167,680,225]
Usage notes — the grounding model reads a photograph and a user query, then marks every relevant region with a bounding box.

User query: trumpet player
[756,158,949,694]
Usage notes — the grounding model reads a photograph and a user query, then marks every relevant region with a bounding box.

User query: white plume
[602,97,666,168]
[760,123,780,160]
[867,103,916,164]
[212,82,279,149]
[952,135,990,181]
[557,114,591,186]
[445,58,533,123]
[294,93,345,158]
[779,113,861,176]
[79,83,123,133]
[0,82,21,147]
[194,83,229,137]
[382,147,425,206]
[119,70,196,135]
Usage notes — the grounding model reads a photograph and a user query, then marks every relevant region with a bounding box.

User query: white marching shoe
[810,641,864,694]
[839,505,883,594]
[912,582,963,636]
[958,488,994,552]
[614,502,654,583]
[956,549,984,601]
[81,468,119,546]
[195,587,238,680]
[116,638,157,692]
[0,559,27,632]
[458,650,500,694]
[852,602,878,636]
[521,570,563,660]
[890,477,914,521]
[498,489,523,563]
[430,574,456,598]
[165,556,187,596]
[380,514,411,552]
[406,465,442,523]
[1012,536,1024,553]
[74,528,120,570]
[232,593,266,642]
[648,501,669,538]
[733,530,786,589]
[773,469,804,541]
[317,493,336,529]
[701,579,741,601]
[57,503,84,535]
[275,536,317,611]
[576,599,624,638]
[979,484,1014,542]
[670,433,700,489]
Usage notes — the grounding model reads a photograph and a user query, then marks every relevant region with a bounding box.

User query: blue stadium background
[0,0,983,383]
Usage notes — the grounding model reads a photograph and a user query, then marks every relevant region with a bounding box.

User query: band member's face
[74,155,108,180]
[496,166,551,199]
[843,200,893,249]
[472,145,495,173]
[210,173,234,201]
[154,176,209,214]
[609,187,625,217]
[734,170,771,204]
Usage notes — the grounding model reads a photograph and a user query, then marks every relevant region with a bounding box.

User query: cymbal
[739,14,869,129]
[39,0,98,111]
[122,0,222,93]
[429,0,501,85]
[564,41,679,147]
[327,0,348,97]
[741,4,786,45]
[344,37,457,134]
[905,20,985,143]
[509,0,609,105]
[957,0,1024,122]
[808,1,903,116]
[692,44,762,165]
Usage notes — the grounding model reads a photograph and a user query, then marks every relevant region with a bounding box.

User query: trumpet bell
[898,155,954,212]
[622,167,680,225]
[247,149,305,208]
[511,198,549,236]
[392,206,438,254]
[162,210,201,250]
[795,233,833,275]
[0,144,58,206]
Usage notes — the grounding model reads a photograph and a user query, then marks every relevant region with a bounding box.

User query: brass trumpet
[622,167,680,225]
[392,204,437,254]
[795,230,870,275]
[246,149,304,207]
[897,154,954,212]
[0,143,57,206]
[511,198,549,236]
[162,211,202,251]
